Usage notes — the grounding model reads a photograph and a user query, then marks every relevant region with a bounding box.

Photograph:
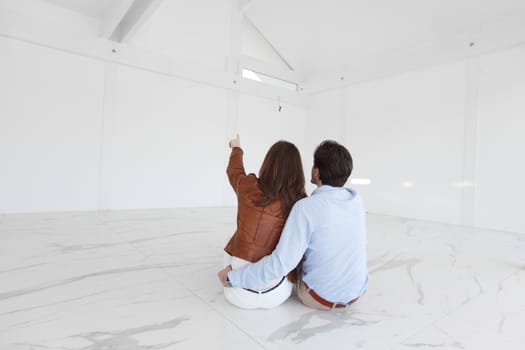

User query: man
[218,140,368,310]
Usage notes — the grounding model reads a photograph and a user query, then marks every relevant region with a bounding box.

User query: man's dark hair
[314,140,353,187]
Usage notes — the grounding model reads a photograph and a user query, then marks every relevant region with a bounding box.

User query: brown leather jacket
[224,147,285,262]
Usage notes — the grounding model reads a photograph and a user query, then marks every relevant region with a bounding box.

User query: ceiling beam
[100,0,135,39]
[239,0,259,13]
[114,0,164,43]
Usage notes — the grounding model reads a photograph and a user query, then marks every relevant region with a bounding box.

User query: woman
[220,134,306,309]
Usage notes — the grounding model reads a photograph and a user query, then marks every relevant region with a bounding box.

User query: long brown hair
[255,141,306,219]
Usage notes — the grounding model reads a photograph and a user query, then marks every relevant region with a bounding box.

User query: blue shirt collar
[312,185,356,198]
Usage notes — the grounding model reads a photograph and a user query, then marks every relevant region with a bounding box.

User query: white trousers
[222,252,293,309]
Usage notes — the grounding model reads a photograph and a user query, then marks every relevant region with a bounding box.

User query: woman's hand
[229,134,241,148]
[218,265,233,287]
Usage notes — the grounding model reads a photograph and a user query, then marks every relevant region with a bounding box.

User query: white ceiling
[244,0,525,77]
[128,0,231,71]
[43,0,121,18]
[30,0,525,79]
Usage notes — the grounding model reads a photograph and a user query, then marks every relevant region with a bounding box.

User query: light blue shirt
[228,185,368,304]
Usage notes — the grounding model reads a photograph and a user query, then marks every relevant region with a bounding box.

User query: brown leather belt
[307,284,359,309]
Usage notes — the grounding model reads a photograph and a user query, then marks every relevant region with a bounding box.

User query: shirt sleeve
[227,201,311,289]
[226,147,247,193]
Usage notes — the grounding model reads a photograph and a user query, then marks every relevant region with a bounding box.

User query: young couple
[217,135,368,311]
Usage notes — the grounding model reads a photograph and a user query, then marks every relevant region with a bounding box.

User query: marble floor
[0,207,524,350]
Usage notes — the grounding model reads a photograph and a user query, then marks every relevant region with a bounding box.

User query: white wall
[0,37,105,213]
[237,94,306,178]
[3,29,524,234]
[306,44,525,234]
[347,62,466,224]
[102,65,229,210]
[0,36,307,213]
[303,88,348,194]
[475,46,525,234]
